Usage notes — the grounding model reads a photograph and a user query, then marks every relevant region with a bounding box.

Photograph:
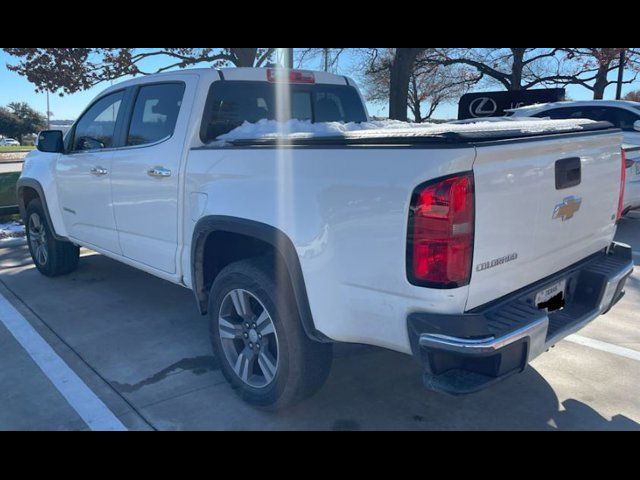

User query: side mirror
[37,130,64,153]
[634,120,640,132]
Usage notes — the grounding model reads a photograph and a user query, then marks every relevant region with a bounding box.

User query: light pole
[277,48,294,69]
[46,90,51,130]
[285,48,294,69]
[616,49,626,100]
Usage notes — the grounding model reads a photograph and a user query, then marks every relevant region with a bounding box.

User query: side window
[127,83,185,146]
[72,91,124,151]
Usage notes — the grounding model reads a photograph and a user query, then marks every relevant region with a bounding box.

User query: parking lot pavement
[0,215,638,431]
[0,319,88,431]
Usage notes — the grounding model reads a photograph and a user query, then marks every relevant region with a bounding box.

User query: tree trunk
[409,75,422,123]
[389,48,424,121]
[593,64,609,99]
[412,101,422,123]
[231,48,259,67]
[510,48,525,91]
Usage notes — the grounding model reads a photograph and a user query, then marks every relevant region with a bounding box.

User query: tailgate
[467,130,622,310]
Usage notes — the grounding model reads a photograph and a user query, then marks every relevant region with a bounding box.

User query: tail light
[267,68,315,84]
[617,149,627,221]
[407,173,475,288]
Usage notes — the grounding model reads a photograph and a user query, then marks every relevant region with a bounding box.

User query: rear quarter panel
[185,146,476,354]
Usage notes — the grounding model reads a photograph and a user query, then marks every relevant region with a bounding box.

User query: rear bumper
[408,242,634,395]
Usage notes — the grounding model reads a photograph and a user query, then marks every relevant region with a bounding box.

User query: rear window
[200,81,368,143]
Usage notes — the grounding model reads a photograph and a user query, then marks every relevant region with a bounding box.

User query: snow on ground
[0,221,25,242]
[215,118,597,143]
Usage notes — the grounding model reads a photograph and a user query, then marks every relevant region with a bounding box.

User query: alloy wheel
[218,289,280,389]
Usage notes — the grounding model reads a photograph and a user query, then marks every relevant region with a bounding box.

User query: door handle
[148,167,172,178]
[90,166,108,176]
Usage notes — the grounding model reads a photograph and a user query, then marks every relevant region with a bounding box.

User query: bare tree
[556,48,640,99]
[3,48,277,94]
[386,48,429,121]
[624,90,640,102]
[430,48,568,91]
[296,48,350,72]
[300,48,430,121]
[365,49,479,122]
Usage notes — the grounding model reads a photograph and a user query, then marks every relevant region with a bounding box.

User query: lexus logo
[469,97,498,118]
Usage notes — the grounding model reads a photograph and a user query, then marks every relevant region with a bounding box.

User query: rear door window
[127,83,185,146]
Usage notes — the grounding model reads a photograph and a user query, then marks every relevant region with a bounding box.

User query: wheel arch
[16,178,66,240]
[191,216,330,343]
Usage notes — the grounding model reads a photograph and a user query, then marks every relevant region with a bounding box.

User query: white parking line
[0,293,127,431]
[566,335,640,363]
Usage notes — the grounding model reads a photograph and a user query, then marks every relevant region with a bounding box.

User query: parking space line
[566,335,640,363]
[0,292,127,431]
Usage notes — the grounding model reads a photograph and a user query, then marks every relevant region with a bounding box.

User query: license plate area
[535,279,567,312]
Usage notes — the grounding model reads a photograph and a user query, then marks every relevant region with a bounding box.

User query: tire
[25,199,79,277]
[209,257,333,410]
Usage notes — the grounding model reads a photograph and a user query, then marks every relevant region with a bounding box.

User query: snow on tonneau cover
[215,118,599,143]
[216,117,622,312]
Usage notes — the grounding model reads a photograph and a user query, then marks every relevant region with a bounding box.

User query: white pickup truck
[18,68,634,409]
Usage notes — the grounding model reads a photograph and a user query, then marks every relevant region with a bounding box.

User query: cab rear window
[200,81,367,143]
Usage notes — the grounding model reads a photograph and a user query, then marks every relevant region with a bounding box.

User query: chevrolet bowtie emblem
[553,196,582,221]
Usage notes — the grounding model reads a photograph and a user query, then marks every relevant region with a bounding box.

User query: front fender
[18,151,68,239]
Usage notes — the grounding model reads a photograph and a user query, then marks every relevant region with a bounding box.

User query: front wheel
[26,199,79,277]
[209,258,333,410]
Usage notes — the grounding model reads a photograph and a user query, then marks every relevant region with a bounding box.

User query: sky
[0,49,639,122]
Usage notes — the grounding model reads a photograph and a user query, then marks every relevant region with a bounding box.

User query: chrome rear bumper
[409,242,634,395]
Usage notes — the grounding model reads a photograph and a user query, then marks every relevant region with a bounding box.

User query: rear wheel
[26,199,79,277]
[209,258,333,410]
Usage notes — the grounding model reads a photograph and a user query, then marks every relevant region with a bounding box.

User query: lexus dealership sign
[458,88,566,120]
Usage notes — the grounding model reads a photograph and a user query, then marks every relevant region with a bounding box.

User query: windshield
[200,81,368,143]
